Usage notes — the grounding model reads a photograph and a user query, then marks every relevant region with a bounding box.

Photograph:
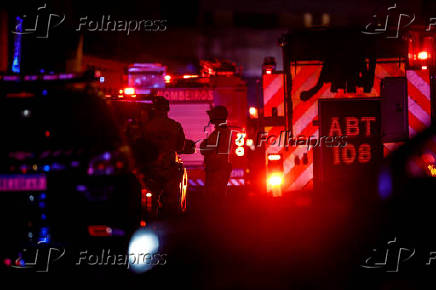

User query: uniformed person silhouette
[143,96,185,211]
[200,106,232,200]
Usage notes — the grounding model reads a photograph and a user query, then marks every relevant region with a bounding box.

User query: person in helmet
[143,96,186,212]
[200,106,232,200]
[144,96,185,156]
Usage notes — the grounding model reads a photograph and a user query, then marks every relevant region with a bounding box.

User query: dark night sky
[3,0,433,73]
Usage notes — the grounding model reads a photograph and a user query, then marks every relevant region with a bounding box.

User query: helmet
[153,96,170,112]
[207,106,228,122]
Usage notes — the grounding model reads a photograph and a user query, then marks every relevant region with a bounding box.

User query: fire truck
[249,27,435,198]
[118,59,249,194]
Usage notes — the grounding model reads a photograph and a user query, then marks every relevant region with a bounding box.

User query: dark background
[1,0,435,103]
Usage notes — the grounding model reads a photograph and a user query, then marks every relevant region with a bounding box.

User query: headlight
[128,228,160,273]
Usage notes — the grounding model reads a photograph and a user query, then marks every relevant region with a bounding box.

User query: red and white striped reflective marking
[188,178,245,186]
[263,62,432,192]
[263,73,285,117]
[188,179,204,186]
[228,178,245,186]
[406,70,431,137]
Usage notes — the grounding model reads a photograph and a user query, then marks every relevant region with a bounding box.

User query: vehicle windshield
[0,88,122,153]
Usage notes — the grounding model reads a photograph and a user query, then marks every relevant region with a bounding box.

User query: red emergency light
[407,32,434,70]
[216,71,235,76]
[124,87,135,95]
[418,51,428,60]
[88,225,112,237]
[267,172,284,187]
[249,106,258,119]
[6,92,35,98]
[182,74,199,79]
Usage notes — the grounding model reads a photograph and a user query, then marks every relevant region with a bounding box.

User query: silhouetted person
[200,106,232,200]
[143,96,185,212]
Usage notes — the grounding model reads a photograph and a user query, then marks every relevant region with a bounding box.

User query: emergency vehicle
[250,27,435,197]
[118,59,249,194]
[0,71,147,268]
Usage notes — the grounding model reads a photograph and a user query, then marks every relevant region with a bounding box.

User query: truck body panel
[262,61,431,192]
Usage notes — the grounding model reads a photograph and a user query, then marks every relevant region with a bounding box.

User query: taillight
[267,172,284,187]
[267,153,284,196]
[141,189,153,212]
[267,171,284,197]
[418,51,428,60]
[87,150,129,176]
[6,92,35,98]
[124,87,135,95]
[88,225,112,237]
[88,225,125,237]
[407,32,434,70]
